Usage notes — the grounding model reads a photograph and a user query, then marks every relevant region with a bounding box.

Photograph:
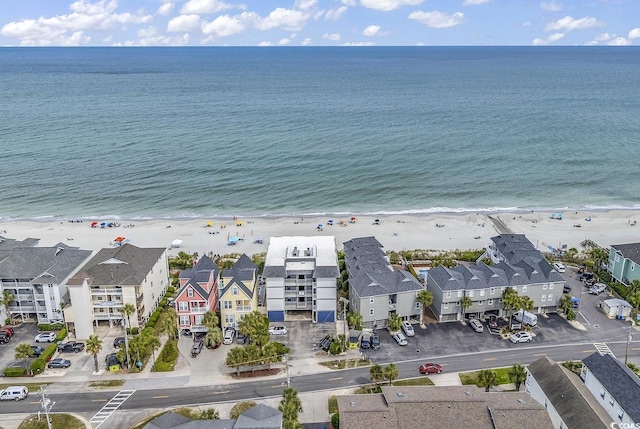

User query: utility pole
[625,324,633,365]
[39,385,54,429]
[339,297,350,340]
[284,354,290,388]
[122,319,131,369]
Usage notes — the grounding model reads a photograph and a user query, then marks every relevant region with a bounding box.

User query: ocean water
[1,46,639,220]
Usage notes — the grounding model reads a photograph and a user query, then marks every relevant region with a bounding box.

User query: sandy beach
[2,210,640,257]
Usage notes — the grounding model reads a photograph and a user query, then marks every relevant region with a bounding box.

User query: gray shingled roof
[144,412,192,429]
[583,352,640,422]
[67,244,164,286]
[262,266,286,278]
[0,243,92,284]
[221,254,257,298]
[235,403,282,429]
[489,235,564,282]
[611,243,640,265]
[527,356,610,428]
[0,235,40,250]
[350,270,423,298]
[177,256,219,301]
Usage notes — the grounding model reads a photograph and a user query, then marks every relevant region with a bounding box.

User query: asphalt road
[4,339,639,416]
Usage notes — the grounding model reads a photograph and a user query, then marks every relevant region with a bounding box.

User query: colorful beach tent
[114,236,125,242]
[327,219,334,225]
[171,239,183,248]
[205,222,212,227]
[91,221,98,228]
[350,217,356,223]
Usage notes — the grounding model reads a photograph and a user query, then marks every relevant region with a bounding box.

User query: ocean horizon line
[3,204,640,223]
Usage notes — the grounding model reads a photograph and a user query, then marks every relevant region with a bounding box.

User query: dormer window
[187,288,193,297]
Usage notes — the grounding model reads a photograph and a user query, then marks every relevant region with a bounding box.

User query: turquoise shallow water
[1,46,639,220]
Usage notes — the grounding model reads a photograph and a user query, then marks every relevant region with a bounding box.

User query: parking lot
[0,323,39,371]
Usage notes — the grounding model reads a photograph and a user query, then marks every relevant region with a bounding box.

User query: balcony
[93,301,123,308]
[91,288,122,295]
[388,303,396,311]
[34,294,45,300]
[190,307,207,314]
[136,294,144,305]
[94,313,121,320]
[9,305,35,312]
[16,294,33,300]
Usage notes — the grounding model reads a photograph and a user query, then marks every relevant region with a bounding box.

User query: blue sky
[1,0,638,46]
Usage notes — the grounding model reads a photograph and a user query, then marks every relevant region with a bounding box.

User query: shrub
[567,309,576,321]
[127,327,139,335]
[31,357,46,374]
[329,341,342,355]
[4,367,27,377]
[331,413,340,429]
[55,327,67,342]
[167,286,175,294]
[230,401,257,419]
[38,323,64,331]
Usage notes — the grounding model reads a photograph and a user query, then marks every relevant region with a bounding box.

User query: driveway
[0,323,39,371]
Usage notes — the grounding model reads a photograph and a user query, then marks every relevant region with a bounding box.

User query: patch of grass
[319,359,370,370]
[0,382,50,391]
[130,411,168,429]
[459,367,512,386]
[18,414,85,429]
[328,396,338,414]
[88,380,125,388]
[393,377,435,386]
[355,385,382,394]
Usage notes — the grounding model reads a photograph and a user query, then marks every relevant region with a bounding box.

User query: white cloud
[278,37,291,45]
[295,0,317,10]
[325,6,348,20]
[363,25,380,36]
[70,0,117,14]
[201,13,252,37]
[609,37,630,46]
[360,0,424,12]
[257,8,308,31]
[181,0,233,15]
[300,37,312,45]
[342,41,375,46]
[341,0,357,5]
[409,10,464,29]
[158,2,174,15]
[462,0,488,5]
[322,32,341,41]
[629,28,640,40]
[257,41,273,46]
[544,16,603,32]
[168,14,200,32]
[532,32,564,45]
[540,1,562,12]
[522,21,532,27]
[595,33,613,41]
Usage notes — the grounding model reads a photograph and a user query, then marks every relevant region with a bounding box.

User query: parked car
[0,327,14,337]
[57,341,84,353]
[319,334,333,352]
[236,333,247,344]
[34,332,57,343]
[469,319,484,333]
[419,363,443,374]
[181,328,192,336]
[371,333,380,350]
[191,340,204,357]
[580,272,594,281]
[360,332,371,349]
[47,358,71,369]
[590,283,607,295]
[105,353,121,368]
[0,333,10,344]
[509,332,532,343]
[269,326,288,335]
[488,315,498,330]
[584,278,596,287]
[0,386,28,401]
[113,337,126,348]
[553,262,566,273]
[563,285,572,294]
[30,346,44,357]
[393,332,408,346]
[223,328,235,345]
[167,298,175,307]
[401,321,415,337]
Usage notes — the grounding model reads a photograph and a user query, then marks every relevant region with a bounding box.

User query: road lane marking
[153,396,169,399]
[579,311,590,326]
[594,343,615,357]
[272,385,283,388]
[633,348,640,351]
[582,350,594,353]
[484,358,497,361]
[212,391,229,395]
[91,399,109,402]
[329,377,343,381]
[533,353,547,356]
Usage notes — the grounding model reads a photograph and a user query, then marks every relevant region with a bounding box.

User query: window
[488,299,494,305]
[615,254,620,262]
[223,300,232,309]
[478,300,483,306]
[479,289,485,297]
[369,308,374,316]
[457,290,463,298]
[178,302,188,311]
[416,302,421,309]
[490,288,495,295]
[370,296,374,304]
[632,263,635,271]
[468,290,474,297]
[609,395,614,406]
[444,302,449,309]
[543,284,548,290]
[225,314,235,325]
[548,294,553,302]
[179,316,190,325]
[549,283,554,289]
[187,288,193,297]
[541,295,546,302]
[232,287,239,295]
[522,285,528,293]
[600,388,605,399]
[445,291,451,298]
[618,407,624,419]
[456,301,460,307]
[194,314,204,325]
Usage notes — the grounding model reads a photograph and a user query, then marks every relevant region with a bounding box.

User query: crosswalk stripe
[89,389,137,427]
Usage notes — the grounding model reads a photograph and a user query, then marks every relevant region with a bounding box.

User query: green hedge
[127,327,139,335]
[167,286,175,294]
[30,344,58,375]
[38,323,64,331]
[55,327,67,342]
[3,367,27,377]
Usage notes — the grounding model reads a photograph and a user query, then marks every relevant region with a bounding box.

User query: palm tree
[238,311,269,350]
[346,311,363,330]
[160,309,178,341]
[559,294,573,315]
[478,369,498,392]
[226,346,247,376]
[520,296,535,312]
[417,289,433,324]
[383,363,398,386]
[120,303,136,368]
[202,311,219,330]
[589,247,608,273]
[627,290,640,319]
[144,334,161,371]
[387,312,402,332]
[205,327,223,349]
[502,287,520,329]
[369,364,384,390]
[279,388,303,429]
[629,280,640,293]
[0,290,15,323]
[459,295,473,321]
[86,335,103,373]
[14,343,33,375]
[508,364,527,391]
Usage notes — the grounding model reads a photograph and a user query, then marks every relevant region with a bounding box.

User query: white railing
[190,307,207,313]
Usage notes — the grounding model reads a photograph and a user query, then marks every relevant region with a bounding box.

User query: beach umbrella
[91,221,98,228]
[374,219,380,225]
[206,221,212,227]
[100,222,106,228]
[350,217,356,223]
[114,236,125,242]
[236,221,243,226]
[327,219,334,225]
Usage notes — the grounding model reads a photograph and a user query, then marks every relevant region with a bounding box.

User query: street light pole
[625,324,633,365]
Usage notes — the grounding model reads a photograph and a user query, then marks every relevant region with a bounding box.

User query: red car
[419,363,443,374]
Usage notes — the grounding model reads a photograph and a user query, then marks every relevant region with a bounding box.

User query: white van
[553,262,566,273]
[0,386,28,401]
